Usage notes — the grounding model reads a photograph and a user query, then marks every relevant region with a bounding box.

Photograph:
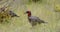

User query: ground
[0,0,60,32]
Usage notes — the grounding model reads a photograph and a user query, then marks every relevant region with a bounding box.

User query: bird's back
[28,16,45,24]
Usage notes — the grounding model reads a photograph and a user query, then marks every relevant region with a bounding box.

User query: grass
[0,0,60,32]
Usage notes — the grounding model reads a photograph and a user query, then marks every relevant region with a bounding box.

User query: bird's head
[26,11,31,13]
[25,11,31,17]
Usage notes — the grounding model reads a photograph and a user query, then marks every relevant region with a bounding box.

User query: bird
[8,11,19,17]
[0,7,19,17]
[25,11,47,27]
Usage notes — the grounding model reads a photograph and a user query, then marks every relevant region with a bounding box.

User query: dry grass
[0,0,60,32]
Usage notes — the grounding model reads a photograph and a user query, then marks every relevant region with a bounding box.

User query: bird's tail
[38,20,48,24]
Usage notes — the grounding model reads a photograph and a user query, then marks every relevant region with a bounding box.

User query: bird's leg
[30,22,37,27]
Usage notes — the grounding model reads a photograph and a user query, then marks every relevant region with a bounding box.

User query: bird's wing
[29,16,40,22]
[29,16,45,23]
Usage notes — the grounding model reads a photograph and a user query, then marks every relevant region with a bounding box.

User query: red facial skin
[26,11,31,17]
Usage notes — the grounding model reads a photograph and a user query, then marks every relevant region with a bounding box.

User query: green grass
[0,0,60,32]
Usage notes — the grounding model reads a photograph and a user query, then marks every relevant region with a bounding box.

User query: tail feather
[38,20,47,24]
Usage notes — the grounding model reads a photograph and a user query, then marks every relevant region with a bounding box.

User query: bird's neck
[28,13,31,17]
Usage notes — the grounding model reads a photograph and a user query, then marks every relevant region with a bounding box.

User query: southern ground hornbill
[25,11,47,27]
